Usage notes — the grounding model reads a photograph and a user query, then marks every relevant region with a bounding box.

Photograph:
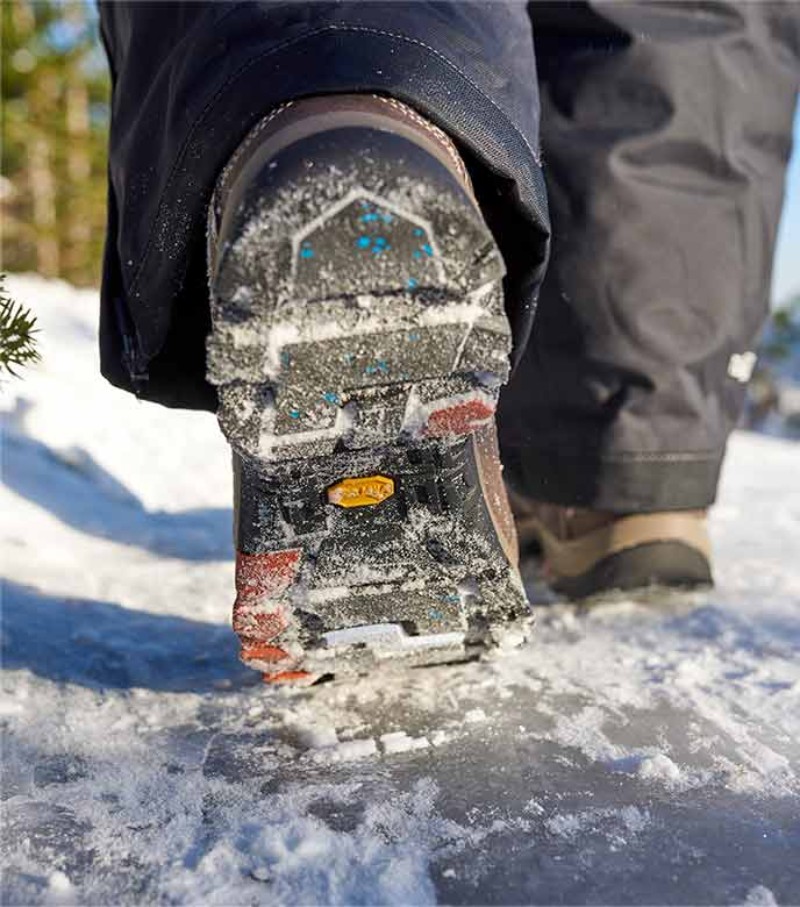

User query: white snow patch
[743,885,779,906]
[546,806,650,841]
[293,723,339,750]
[636,753,683,783]
[44,871,75,906]
[311,738,379,764]
[463,708,487,724]
[545,812,583,839]
[380,731,430,755]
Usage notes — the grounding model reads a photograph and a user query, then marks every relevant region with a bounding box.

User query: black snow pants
[98,1,799,513]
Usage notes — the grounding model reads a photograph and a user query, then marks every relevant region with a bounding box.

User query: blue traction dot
[289,408,302,420]
[364,360,390,376]
[356,236,371,249]
[412,250,422,260]
[413,227,425,237]
[406,278,418,290]
[422,243,433,257]
[300,247,314,259]
[322,391,339,404]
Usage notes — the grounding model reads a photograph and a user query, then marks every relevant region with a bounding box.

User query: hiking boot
[509,494,713,599]
[206,94,529,683]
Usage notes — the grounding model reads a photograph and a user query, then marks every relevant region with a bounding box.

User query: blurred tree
[1,0,109,286]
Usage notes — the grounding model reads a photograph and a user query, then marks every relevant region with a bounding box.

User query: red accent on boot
[235,549,302,599]
[425,399,494,436]
[263,670,315,684]
[232,549,302,642]
[240,642,292,663]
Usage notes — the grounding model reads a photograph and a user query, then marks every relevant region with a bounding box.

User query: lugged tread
[208,118,528,681]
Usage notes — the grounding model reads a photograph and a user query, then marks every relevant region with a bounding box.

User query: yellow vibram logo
[327,475,396,509]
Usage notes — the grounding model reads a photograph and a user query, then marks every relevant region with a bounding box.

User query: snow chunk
[380,732,430,755]
[44,871,75,906]
[464,708,487,724]
[743,885,778,906]
[311,738,378,763]
[0,699,26,717]
[545,813,583,839]
[609,751,685,787]
[294,723,339,750]
[636,753,683,784]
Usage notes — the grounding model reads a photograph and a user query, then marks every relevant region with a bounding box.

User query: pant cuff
[501,446,725,513]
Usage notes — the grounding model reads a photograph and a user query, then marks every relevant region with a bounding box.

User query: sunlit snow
[2,274,798,905]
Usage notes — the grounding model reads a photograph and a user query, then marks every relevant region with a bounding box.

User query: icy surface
[2,274,799,905]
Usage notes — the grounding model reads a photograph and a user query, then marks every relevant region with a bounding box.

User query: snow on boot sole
[207,99,530,682]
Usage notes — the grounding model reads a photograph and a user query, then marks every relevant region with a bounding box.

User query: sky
[772,103,800,305]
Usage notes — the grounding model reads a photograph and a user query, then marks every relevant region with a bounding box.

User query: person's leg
[97,1,549,409]
[499,1,799,594]
[98,2,552,678]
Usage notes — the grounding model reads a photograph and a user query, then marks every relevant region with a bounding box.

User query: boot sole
[207,123,529,682]
[551,541,713,602]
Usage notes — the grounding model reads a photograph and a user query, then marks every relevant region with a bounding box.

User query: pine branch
[0,275,41,376]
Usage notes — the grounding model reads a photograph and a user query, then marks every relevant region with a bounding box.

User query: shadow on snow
[1,580,255,693]
[3,417,233,562]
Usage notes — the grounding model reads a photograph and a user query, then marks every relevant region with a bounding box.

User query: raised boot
[207,95,530,682]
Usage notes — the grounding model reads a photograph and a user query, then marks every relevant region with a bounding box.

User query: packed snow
[2,274,799,905]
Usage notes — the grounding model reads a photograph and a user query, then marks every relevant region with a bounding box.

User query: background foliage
[2,0,109,287]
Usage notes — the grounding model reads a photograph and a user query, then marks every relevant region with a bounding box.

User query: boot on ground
[509,494,713,600]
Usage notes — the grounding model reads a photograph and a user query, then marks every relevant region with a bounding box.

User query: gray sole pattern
[207,138,527,680]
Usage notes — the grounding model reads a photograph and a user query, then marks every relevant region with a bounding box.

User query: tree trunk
[28,133,59,277]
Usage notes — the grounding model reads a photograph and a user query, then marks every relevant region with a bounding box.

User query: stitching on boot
[371,95,470,186]
[215,95,469,206]
[214,101,296,210]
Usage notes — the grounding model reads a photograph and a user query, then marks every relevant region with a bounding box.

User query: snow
[744,885,780,906]
[380,732,430,755]
[2,273,799,904]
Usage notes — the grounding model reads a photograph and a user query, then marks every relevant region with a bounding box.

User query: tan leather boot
[509,493,713,599]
